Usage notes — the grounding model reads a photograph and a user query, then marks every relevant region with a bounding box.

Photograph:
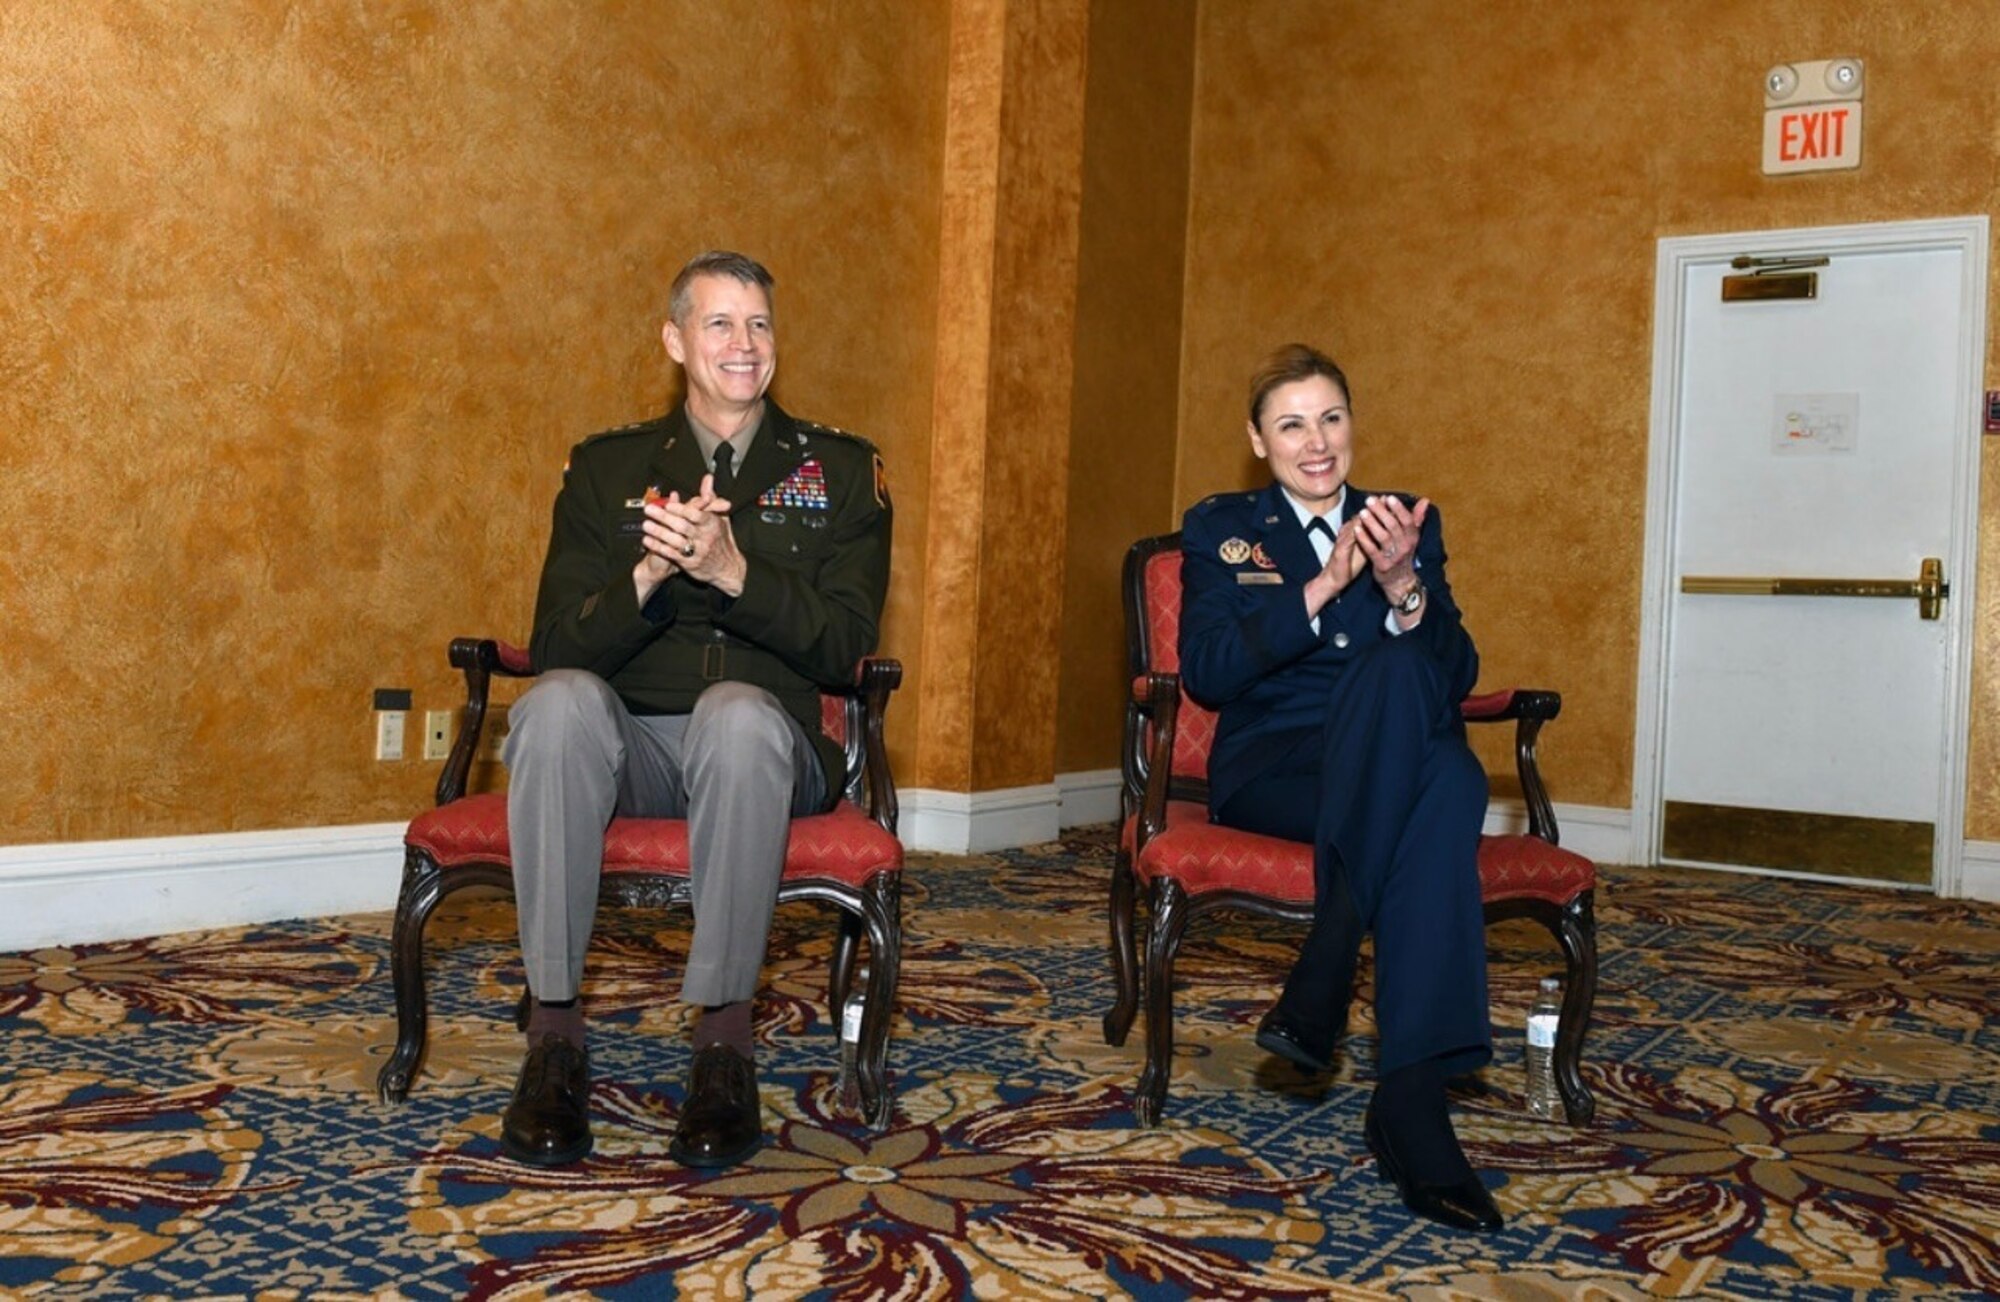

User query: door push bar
[1680,557,1947,620]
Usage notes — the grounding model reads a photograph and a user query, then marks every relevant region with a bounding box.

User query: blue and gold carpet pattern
[3,826,1997,1298]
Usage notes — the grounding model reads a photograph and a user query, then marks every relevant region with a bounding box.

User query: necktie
[711,442,736,502]
[1305,516,1334,561]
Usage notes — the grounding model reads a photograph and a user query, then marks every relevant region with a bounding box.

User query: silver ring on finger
[682,543,696,558]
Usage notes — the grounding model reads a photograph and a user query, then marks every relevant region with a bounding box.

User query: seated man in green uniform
[500,250,892,1170]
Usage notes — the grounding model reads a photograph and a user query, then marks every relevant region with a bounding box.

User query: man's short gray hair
[668,250,775,324]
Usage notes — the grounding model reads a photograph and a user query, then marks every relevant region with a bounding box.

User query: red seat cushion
[1474,833,1596,902]
[407,792,902,888]
[1126,801,1316,904]
[1125,802,1592,907]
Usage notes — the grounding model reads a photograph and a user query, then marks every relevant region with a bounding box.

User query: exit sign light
[1762,58,1863,175]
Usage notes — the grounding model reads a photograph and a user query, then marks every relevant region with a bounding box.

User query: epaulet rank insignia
[1191,491,1250,515]
[568,417,662,475]
[796,419,875,450]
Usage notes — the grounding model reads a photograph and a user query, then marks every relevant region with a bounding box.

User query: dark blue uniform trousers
[1216,635,1491,1078]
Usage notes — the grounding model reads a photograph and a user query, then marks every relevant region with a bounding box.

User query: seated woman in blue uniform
[1178,343,1501,1233]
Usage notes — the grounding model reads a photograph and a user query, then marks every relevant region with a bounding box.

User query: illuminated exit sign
[1762,57,1864,175]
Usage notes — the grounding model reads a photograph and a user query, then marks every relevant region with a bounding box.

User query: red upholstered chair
[1103,533,1598,1127]
[376,638,905,1128]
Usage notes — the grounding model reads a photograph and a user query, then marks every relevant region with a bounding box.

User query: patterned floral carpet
[3,825,1998,1299]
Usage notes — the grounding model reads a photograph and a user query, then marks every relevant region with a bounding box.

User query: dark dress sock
[694,999,754,1056]
[526,996,585,1050]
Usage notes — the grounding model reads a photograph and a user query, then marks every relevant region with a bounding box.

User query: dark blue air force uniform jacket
[1179,482,1479,817]
[1178,481,1491,1077]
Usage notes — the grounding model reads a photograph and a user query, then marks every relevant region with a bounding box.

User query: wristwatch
[1390,580,1426,615]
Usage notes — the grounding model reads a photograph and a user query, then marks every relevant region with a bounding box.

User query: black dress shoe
[669,1045,762,1169]
[1255,1006,1335,1074]
[501,1033,592,1167]
[1364,1106,1503,1232]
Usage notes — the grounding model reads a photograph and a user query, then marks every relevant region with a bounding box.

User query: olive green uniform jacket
[528,400,892,796]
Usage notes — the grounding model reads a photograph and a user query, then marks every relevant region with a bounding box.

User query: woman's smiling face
[1248,374,1352,514]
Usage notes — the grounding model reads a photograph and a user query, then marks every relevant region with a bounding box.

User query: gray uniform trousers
[503,669,828,1007]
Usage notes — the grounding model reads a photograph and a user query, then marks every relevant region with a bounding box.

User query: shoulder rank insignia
[797,419,874,450]
[1218,537,1251,564]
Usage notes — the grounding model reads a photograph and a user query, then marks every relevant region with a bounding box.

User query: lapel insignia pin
[1219,537,1251,564]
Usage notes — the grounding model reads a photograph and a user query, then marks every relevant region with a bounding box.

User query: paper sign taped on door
[1772,392,1859,453]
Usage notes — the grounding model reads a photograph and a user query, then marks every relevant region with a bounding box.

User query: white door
[1638,218,1987,891]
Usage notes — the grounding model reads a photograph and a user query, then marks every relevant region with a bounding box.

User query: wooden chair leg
[1103,850,1140,1047]
[854,871,903,1131]
[1552,891,1598,1126]
[377,850,512,1102]
[1135,878,1191,1128]
[829,911,861,1014]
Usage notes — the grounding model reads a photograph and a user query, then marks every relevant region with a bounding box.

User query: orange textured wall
[0,3,947,845]
[967,0,1091,791]
[1181,0,2000,830]
[1055,0,1197,775]
[914,0,1092,794]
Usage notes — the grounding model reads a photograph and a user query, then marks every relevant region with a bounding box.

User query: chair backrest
[1122,533,1219,797]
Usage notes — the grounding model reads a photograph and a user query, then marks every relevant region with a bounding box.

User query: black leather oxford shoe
[1364,1106,1504,1233]
[500,1033,592,1167]
[1254,1006,1336,1074]
[669,1044,762,1169]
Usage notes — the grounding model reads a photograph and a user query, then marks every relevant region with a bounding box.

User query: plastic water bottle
[837,968,868,1114]
[1525,975,1563,1121]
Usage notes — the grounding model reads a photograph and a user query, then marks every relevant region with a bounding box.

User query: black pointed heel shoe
[1364,1105,1503,1232]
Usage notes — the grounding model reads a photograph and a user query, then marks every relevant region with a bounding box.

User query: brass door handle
[1680,557,1947,619]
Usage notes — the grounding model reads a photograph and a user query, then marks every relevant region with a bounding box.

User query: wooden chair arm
[1129,672,1181,850]
[850,656,903,835]
[1462,687,1563,845]
[437,638,537,806]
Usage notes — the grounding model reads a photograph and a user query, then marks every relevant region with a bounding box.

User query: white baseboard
[1482,799,1636,867]
[1957,840,2000,902]
[900,784,1061,853]
[0,824,406,950]
[1056,769,1122,828]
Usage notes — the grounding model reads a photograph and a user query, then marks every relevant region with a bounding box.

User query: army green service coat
[528,400,892,796]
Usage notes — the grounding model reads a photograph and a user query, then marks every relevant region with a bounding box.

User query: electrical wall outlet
[374,710,407,761]
[423,710,455,761]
